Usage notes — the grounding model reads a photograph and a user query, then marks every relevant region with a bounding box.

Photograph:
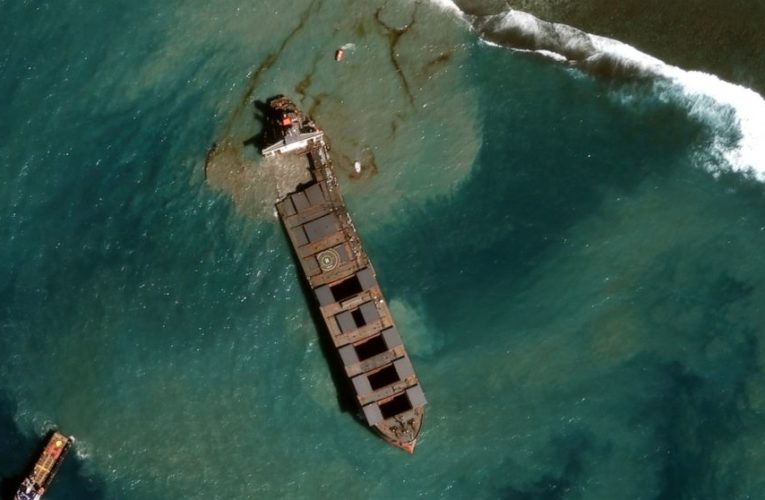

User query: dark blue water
[2,0,765,498]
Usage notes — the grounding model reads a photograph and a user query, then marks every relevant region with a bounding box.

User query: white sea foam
[586,33,765,179]
[533,49,568,62]
[477,38,502,49]
[424,0,765,181]
[425,0,465,18]
[75,441,92,460]
[511,47,569,63]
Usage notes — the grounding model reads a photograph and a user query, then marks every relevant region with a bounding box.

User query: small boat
[335,48,345,61]
[15,431,75,500]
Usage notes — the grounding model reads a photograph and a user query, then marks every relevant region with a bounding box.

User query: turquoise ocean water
[2,1,765,498]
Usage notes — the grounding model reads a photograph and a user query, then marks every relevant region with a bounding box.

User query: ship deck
[269,97,425,451]
[31,432,71,488]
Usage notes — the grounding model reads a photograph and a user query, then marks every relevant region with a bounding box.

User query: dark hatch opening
[330,275,363,302]
[368,364,399,390]
[354,335,388,361]
[351,308,366,328]
[379,393,412,419]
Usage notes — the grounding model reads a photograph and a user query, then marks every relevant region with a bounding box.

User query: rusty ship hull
[15,431,74,500]
[262,96,426,452]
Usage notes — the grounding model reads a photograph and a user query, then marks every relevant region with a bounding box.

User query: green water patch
[367,44,710,346]
[3,0,765,497]
[359,41,765,498]
[199,0,483,220]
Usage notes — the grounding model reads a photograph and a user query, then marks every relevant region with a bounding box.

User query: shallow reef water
[1,0,764,498]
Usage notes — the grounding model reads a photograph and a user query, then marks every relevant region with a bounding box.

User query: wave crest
[427,1,765,181]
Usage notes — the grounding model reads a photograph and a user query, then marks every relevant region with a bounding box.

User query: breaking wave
[426,1,765,181]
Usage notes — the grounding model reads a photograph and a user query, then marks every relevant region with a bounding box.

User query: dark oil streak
[389,111,404,136]
[220,0,321,138]
[295,54,322,101]
[422,51,451,76]
[307,92,328,118]
[374,3,418,106]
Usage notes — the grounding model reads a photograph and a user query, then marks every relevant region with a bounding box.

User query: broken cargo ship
[15,431,74,500]
[262,96,426,453]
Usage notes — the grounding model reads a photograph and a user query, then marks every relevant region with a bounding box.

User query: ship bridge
[262,129,324,157]
[262,102,324,158]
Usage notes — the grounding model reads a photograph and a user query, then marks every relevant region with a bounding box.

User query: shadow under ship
[262,96,426,453]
